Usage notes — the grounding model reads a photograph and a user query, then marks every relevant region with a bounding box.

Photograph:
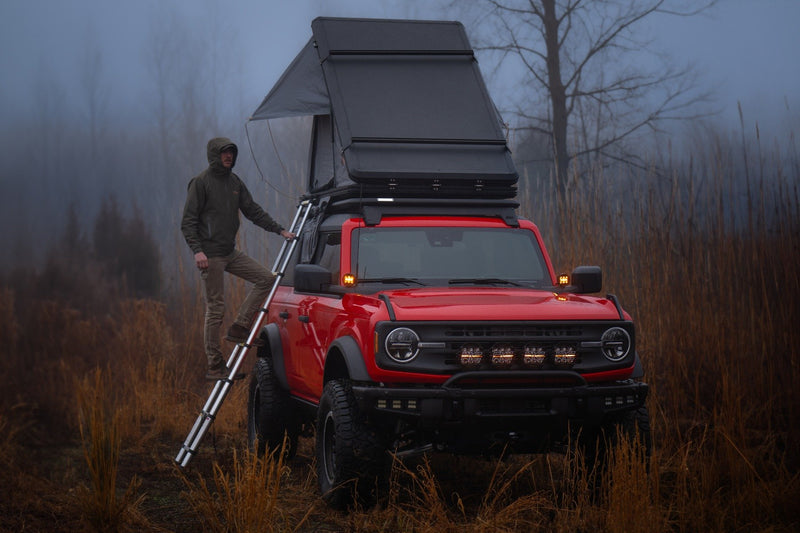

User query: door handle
[298,315,310,323]
[278,311,290,319]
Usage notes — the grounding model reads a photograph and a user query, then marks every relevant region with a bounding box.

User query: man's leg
[225,250,276,330]
[202,255,228,371]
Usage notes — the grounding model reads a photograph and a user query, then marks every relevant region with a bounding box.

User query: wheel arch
[259,323,289,390]
[324,336,372,384]
[631,351,645,379]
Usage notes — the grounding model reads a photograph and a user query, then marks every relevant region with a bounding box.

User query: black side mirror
[570,265,602,294]
[294,264,332,293]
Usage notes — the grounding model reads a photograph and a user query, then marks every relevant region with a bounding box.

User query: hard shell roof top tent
[250,17,519,210]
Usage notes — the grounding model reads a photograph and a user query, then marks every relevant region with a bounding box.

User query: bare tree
[458,0,716,197]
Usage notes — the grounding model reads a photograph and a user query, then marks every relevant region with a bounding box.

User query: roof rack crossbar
[326,49,474,57]
[348,137,507,146]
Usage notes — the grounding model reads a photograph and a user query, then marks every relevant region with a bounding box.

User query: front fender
[631,351,645,379]
[325,336,372,383]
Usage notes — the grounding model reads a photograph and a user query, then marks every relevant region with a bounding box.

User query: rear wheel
[316,379,385,509]
[247,357,298,458]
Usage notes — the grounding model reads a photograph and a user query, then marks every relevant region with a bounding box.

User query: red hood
[378,287,626,321]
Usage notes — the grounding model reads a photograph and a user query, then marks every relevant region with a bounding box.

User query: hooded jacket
[181,137,283,257]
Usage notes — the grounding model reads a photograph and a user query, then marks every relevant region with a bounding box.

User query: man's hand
[194,251,208,270]
[280,230,296,240]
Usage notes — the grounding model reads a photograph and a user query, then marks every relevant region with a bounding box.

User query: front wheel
[316,380,385,509]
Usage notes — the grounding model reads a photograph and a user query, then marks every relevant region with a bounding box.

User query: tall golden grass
[76,367,147,532]
[180,441,315,532]
[0,124,798,531]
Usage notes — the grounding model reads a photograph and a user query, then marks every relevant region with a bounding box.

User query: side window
[314,232,341,284]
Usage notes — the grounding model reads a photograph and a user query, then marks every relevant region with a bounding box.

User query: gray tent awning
[250,38,329,120]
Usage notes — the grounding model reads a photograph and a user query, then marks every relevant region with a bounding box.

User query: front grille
[445,324,584,339]
[375,320,634,375]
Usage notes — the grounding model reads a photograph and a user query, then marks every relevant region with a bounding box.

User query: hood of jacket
[206,137,238,176]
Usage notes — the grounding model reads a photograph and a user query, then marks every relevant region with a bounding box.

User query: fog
[1,0,798,288]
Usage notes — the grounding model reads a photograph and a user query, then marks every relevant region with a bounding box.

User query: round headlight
[601,327,631,361]
[384,327,420,363]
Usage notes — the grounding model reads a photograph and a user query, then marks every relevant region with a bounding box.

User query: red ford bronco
[246,17,649,507]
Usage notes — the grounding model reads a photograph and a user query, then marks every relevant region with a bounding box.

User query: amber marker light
[343,273,357,287]
[558,274,570,286]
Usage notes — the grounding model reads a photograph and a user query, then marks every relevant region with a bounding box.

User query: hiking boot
[205,364,246,381]
[225,323,264,346]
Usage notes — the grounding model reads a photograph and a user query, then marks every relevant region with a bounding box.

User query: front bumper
[352,370,648,428]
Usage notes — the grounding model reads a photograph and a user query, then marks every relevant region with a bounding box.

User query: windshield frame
[349,217,553,289]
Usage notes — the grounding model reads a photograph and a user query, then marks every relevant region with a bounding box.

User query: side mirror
[294,264,332,293]
[570,265,602,294]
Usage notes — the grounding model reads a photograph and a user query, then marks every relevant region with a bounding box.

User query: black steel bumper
[352,371,648,427]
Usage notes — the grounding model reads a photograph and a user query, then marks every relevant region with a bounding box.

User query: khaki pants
[201,250,275,369]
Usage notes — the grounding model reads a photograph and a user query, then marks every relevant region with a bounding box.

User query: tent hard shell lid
[251,17,518,201]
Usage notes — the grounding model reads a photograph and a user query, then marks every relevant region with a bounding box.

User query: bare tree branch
[456,0,716,192]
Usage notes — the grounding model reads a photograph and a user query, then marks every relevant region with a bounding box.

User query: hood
[378,287,627,322]
[206,137,238,175]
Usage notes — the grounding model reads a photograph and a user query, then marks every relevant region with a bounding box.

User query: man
[181,137,294,381]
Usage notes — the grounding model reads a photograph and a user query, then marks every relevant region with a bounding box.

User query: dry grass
[180,441,314,532]
[76,368,148,532]
[1,123,799,531]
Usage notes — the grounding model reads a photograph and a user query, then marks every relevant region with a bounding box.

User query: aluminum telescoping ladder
[175,200,313,467]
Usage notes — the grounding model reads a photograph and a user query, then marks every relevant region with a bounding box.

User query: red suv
[245,17,648,507]
[247,198,649,506]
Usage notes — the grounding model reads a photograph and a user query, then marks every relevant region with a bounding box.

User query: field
[1,132,798,532]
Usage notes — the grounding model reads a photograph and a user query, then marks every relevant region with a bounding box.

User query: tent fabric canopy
[250,38,329,120]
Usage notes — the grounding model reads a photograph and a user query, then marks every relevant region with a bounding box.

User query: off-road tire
[247,356,298,459]
[316,379,385,509]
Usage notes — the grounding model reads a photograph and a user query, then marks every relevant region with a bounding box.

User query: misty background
[1,0,798,297]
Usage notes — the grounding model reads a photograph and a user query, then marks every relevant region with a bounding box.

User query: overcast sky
[1,0,798,131]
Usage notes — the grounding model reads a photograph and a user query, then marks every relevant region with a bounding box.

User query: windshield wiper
[449,278,526,287]
[359,277,426,286]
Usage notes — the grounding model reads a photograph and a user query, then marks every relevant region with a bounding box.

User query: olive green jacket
[181,137,283,257]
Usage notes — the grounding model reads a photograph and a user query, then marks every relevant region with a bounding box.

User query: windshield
[353,226,550,287]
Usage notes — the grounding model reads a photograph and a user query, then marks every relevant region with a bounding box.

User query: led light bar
[523,345,546,368]
[553,345,577,367]
[459,344,483,366]
[491,345,515,366]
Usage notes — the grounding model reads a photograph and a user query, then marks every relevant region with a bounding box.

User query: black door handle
[298,315,310,323]
[278,311,290,319]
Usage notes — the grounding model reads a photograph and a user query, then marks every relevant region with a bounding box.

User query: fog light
[553,346,576,367]
[460,344,483,366]
[343,273,356,287]
[491,345,515,366]
[558,274,570,286]
[523,345,546,367]
[377,399,387,409]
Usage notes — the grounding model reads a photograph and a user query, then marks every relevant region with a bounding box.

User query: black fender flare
[631,351,645,379]
[325,336,372,383]
[260,323,290,391]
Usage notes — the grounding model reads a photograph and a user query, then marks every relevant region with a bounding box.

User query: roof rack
[308,196,519,227]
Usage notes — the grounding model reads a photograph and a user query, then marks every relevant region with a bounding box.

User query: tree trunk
[541,0,570,201]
